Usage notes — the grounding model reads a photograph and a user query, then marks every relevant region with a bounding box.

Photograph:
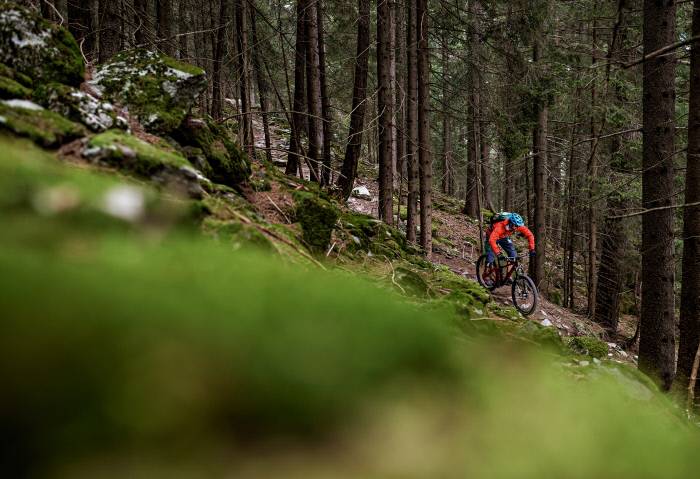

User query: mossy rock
[0,99,84,147]
[173,117,251,187]
[393,266,431,298]
[84,130,204,197]
[294,191,339,253]
[33,83,121,132]
[0,74,31,99]
[342,211,417,259]
[567,336,609,359]
[0,4,84,87]
[90,49,206,134]
[202,218,274,252]
[0,62,32,88]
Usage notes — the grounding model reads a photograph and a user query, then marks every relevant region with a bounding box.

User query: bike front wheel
[476,255,499,290]
[511,274,539,316]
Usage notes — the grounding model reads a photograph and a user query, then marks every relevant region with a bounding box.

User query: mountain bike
[475,253,539,316]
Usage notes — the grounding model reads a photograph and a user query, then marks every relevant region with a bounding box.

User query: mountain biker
[485,212,536,266]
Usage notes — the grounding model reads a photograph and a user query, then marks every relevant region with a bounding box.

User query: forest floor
[249,114,638,365]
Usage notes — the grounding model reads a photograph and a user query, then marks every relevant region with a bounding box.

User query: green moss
[92,49,206,133]
[0,75,31,99]
[161,55,206,76]
[173,118,251,187]
[202,217,274,252]
[33,82,118,132]
[0,101,84,147]
[87,130,192,178]
[394,266,431,298]
[567,336,609,359]
[489,304,523,321]
[294,191,339,253]
[0,63,32,88]
[0,4,84,86]
[341,211,419,259]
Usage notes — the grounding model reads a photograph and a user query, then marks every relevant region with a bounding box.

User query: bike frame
[484,254,528,288]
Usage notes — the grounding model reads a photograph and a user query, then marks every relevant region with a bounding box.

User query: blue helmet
[509,213,524,227]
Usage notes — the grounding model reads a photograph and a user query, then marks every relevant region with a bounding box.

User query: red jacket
[487,220,535,254]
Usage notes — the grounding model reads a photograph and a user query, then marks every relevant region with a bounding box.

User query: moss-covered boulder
[0,63,32,99]
[90,49,206,133]
[0,99,84,147]
[341,211,420,259]
[567,336,609,359]
[173,117,251,187]
[294,192,339,253]
[84,130,205,197]
[33,83,122,132]
[0,4,84,87]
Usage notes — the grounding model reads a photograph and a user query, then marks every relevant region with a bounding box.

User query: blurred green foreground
[1,134,699,478]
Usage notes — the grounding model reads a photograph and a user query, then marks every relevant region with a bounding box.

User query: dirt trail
[249,117,635,360]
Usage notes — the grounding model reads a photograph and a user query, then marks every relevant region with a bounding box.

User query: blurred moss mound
[1,135,700,478]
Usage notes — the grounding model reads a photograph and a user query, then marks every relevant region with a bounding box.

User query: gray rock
[351,185,372,200]
[0,3,84,86]
[90,49,206,134]
[33,83,118,132]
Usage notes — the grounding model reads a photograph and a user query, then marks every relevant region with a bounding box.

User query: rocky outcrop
[83,130,206,198]
[0,3,84,87]
[0,99,84,147]
[174,117,251,187]
[90,50,206,134]
[33,83,124,132]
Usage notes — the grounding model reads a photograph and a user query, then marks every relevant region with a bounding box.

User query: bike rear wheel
[476,255,498,291]
[511,274,538,316]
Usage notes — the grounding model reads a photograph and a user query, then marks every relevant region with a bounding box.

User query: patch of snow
[162,80,178,97]
[0,115,6,124]
[166,67,193,80]
[101,186,145,222]
[2,99,44,111]
[541,318,553,327]
[351,185,372,200]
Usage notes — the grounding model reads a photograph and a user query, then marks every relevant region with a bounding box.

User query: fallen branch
[383,255,406,295]
[623,35,700,69]
[265,194,290,224]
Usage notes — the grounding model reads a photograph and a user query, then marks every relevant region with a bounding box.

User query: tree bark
[338,0,370,199]
[417,0,432,255]
[287,0,307,176]
[210,0,228,120]
[235,0,255,159]
[98,0,122,62]
[677,0,700,401]
[305,0,323,181]
[250,1,273,163]
[406,0,419,242]
[156,0,175,56]
[530,35,547,290]
[441,33,453,196]
[638,0,677,392]
[68,0,96,60]
[377,0,396,224]
[317,2,333,185]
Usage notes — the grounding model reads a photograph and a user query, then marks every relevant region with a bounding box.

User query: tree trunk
[463,4,480,218]
[287,0,307,176]
[250,1,273,163]
[405,0,419,242]
[338,0,370,199]
[98,0,122,62]
[377,0,395,224]
[677,0,700,401]
[305,0,323,181]
[638,0,677,392]
[441,34,453,196]
[235,0,255,159]
[317,2,333,185]
[530,36,547,290]
[210,0,228,121]
[156,0,175,56]
[417,0,432,255]
[68,0,96,60]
